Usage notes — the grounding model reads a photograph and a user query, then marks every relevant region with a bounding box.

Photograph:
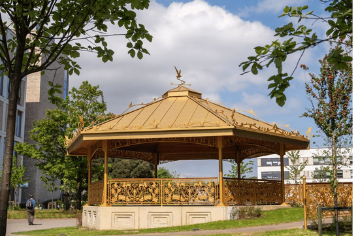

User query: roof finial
[171,66,191,87]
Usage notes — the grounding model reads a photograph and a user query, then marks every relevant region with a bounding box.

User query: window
[17,84,21,105]
[16,111,22,137]
[261,171,289,180]
[313,156,331,165]
[313,170,343,179]
[350,156,353,165]
[63,70,68,101]
[261,158,289,166]
[313,156,342,165]
[313,170,330,179]
[351,170,353,179]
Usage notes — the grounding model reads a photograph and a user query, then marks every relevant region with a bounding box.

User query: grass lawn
[8,209,79,219]
[14,207,307,236]
[208,228,352,236]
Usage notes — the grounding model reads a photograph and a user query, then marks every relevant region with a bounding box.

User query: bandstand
[66,75,309,230]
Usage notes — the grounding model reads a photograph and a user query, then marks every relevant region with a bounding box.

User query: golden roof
[67,85,309,160]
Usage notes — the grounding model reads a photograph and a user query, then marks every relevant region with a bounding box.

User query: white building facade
[257,148,353,184]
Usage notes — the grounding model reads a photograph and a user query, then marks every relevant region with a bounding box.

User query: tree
[225,160,254,178]
[157,167,180,178]
[0,156,28,208]
[0,1,152,234]
[16,81,108,211]
[109,159,154,178]
[239,0,352,106]
[302,45,352,235]
[312,165,330,182]
[41,171,59,210]
[286,150,308,184]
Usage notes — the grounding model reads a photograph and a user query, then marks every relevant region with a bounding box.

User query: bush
[230,206,262,220]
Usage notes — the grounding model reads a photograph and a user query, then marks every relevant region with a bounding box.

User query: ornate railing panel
[306,182,352,219]
[108,178,218,205]
[285,184,303,205]
[90,180,104,205]
[284,182,352,219]
[224,178,281,205]
[162,178,218,205]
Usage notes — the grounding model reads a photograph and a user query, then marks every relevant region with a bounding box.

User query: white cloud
[70,0,277,114]
[238,0,308,17]
[231,91,301,117]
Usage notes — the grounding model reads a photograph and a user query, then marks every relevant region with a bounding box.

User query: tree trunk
[332,133,339,236]
[0,76,21,236]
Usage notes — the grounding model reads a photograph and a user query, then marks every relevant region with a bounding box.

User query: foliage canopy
[239,0,352,106]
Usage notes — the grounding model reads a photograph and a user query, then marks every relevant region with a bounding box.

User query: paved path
[6,218,77,236]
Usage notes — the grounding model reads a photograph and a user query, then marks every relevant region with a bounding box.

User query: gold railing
[285,184,303,205]
[305,182,352,219]
[224,178,282,205]
[108,178,218,205]
[284,182,353,219]
[90,180,104,205]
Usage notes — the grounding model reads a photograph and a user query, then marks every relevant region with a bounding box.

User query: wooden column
[86,146,92,206]
[100,140,111,207]
[280,143,287,205]
[236,150,241,180]
[217,137,226,206]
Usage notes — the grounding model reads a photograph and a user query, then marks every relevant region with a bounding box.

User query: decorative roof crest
[171,66,191,87]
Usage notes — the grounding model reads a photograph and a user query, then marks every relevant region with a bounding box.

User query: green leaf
[242,63,250,71]
[137,51,143,59]
[128,49,135,58]
[276,96,285,107]
[251,64,258,75]
[254,46,264,55]
[74,68,80,75]
[268,83,277,89]
[145,34,153,42]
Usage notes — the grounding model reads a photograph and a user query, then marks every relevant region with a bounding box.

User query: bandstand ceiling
[66,84,310,163]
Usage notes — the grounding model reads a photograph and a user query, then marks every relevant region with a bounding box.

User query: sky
[68,0,331,178]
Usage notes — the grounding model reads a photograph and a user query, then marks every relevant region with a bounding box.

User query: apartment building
[257,148,353,183]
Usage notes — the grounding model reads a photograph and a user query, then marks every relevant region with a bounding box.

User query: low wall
[83,205,230,230]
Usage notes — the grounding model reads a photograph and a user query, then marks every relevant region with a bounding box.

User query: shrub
[230,206,262,220]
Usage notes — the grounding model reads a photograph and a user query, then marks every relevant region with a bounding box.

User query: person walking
[26,194,35,225]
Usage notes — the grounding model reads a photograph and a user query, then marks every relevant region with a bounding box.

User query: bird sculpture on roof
[172,66,191,87]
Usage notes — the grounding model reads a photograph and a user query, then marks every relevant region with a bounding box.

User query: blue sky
[70,0,332,178]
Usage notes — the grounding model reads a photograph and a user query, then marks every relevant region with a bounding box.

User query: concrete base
[82,204,291,230]
[83,205,230,230]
